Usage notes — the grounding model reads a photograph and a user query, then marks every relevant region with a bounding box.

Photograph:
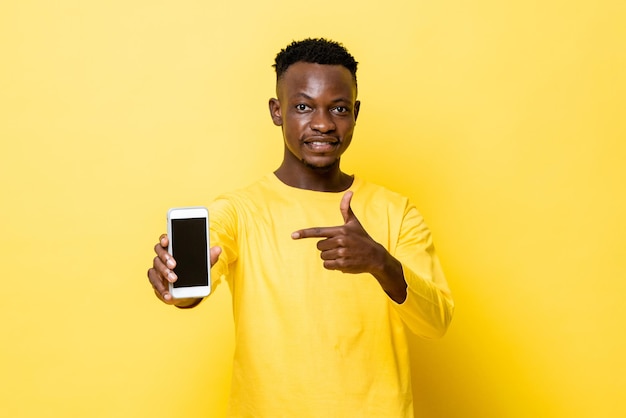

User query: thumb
[340,191,356,224]
[210,246,222,267]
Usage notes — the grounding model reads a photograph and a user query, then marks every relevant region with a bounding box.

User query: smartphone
[166,206,211,299]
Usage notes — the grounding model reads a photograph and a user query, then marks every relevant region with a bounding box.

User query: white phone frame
[167,206,212,299]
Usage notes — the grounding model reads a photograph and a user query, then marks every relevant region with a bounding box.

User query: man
[148,38,454,417]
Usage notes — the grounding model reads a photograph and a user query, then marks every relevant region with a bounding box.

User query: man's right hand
[147,234,222,307]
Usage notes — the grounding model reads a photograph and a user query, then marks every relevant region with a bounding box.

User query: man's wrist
[373,252,407,304]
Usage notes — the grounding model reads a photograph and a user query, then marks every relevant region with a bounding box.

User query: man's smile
[304,136,340,152]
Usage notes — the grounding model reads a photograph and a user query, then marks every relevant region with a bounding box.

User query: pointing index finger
[291,226,342,240]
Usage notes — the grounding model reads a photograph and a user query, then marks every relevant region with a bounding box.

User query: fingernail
[166,258,175,268]
[291,232,300,239]
[168,271,177,282]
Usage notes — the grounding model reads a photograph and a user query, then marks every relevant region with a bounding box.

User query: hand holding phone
[166,207,212,299]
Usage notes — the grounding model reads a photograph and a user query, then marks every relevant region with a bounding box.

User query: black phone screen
[171,217,209,288]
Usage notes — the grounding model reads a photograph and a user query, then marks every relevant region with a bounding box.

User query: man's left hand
[291,191,386,275]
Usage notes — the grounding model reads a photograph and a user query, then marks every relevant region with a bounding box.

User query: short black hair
[273,38,358,84]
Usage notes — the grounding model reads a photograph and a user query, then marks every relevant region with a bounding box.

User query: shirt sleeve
[389,203,455,338]
[207,197,239,292]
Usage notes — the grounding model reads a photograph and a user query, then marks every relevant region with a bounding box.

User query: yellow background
[1,1,624,417]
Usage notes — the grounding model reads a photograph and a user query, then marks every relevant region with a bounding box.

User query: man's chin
[302,158,340,171]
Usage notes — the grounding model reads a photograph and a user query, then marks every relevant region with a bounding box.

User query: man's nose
[310,110,336,132]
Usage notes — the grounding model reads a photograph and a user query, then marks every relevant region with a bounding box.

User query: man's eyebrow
[291,92,351,103]
[293,92,314,100]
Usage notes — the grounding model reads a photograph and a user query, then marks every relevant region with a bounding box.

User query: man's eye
[334,106,348,113]
[296,104,309,111]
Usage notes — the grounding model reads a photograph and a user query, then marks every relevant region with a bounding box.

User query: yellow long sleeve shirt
[208,173,454,418]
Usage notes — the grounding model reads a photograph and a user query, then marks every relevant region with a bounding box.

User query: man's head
[269,39,360,178]
[273,38,358,87]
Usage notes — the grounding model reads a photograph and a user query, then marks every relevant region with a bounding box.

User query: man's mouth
[304,138,339,152]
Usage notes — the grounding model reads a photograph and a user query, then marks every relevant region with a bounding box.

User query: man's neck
[274,163,353,192]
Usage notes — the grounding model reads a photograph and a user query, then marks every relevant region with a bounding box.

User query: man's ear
[354,100,361,122]
[269,98,283,126]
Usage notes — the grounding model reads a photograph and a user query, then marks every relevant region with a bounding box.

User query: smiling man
[148,38,454,417]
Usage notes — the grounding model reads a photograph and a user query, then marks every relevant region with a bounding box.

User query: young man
[148,38,454,417]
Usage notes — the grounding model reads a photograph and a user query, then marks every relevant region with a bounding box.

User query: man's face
[269,62,360,171]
